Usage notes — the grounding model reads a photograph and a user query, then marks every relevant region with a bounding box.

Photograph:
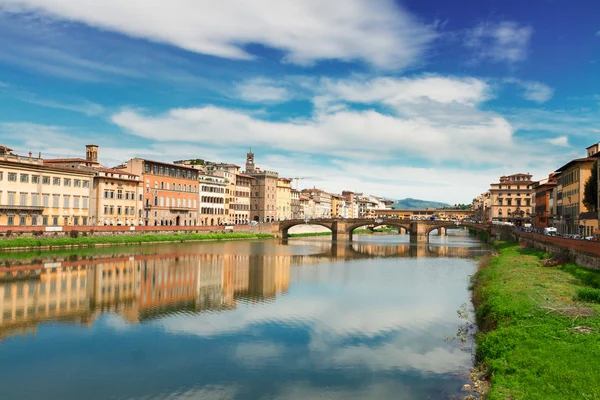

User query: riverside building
[0,145,93,227]
[244,149,278,223]
[488,173,533,225]
[118,158,199,226]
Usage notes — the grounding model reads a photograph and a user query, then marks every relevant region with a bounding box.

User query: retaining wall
[517,231,600,270]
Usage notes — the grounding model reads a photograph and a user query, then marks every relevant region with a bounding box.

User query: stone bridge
[265,218,490,243]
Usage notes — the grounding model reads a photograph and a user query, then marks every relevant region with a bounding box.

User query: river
[0,230,489,400]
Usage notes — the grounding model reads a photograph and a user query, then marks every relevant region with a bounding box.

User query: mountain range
[391,198,450,210]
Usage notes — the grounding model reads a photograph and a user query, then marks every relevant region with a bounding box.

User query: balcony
[0,204,45,212]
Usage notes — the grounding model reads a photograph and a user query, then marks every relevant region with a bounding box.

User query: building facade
[532,175,557,229]
[118,158,199,226]
[244,150,278,223]
[233,173,253,225]
[0,146,94,227]
[488,173,533,224]
[90,168,144,226]
[555,155,597,235]
[276,178,292,220]
[199,174,226,226]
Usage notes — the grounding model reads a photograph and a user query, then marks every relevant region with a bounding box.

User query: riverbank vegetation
[472,242,600,399]
[0,232,274,251]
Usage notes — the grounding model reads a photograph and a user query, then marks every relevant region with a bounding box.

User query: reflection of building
[138,255,200,320]
[88,258,141,323]
[242,255,291,301]
[0,265,91,340]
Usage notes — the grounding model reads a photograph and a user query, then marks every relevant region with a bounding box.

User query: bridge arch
[345,221,412,236]
[280,220,334,239]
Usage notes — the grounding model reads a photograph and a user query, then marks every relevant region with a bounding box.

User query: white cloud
[0,0,438,69]
[319,75,491,108]
[17,94,105,115]
[547,136,569,147]
[505,78,554,103]
[465,21,533,64]
[235,78,292,103]
[596,30,600,37]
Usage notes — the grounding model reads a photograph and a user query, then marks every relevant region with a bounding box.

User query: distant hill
[391,198,450,210]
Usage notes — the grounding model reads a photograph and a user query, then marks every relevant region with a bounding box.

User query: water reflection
[0,237,487,400]
[0,238,487,340]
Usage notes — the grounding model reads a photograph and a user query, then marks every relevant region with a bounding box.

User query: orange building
[532,174,557,229]
[118,158,200,226]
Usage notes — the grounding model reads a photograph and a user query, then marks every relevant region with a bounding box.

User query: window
[74,216,79,226]
[7,215,14,226]
[7,192,15,205]
[145,164,151,173]
[74,179,81,187]
[32,194,39,206]
[117,190,123,199]
[82,197,88,209]
[63,217,68,226]
[8,173,17,182]
[32,216,38,226]
[82,217,87,226]
[43,195,49,207]
[117,207,122,215]
[0,172,2,180]
[32,175,40,184]
[53,195,59,208]
[52,216,58,226]
[74,197,80,208]
[19,215,26,226]
[42,176,50,184]
[20,174,29,183]
[42,216,48,226]
[53,177,61,185]
[63,196,70,208]
[83,180,89,188]
[64,178,71,186]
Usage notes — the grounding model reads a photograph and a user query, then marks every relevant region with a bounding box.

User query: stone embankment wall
[517,231,600,270]
[0,225,258,239]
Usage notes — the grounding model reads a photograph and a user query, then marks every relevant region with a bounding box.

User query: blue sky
[0,0,599,203]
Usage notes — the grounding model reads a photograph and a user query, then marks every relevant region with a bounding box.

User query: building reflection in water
[0,238,485,340]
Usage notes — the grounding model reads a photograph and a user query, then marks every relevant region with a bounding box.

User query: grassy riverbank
[472,242,600,399]
[0,232,274,251]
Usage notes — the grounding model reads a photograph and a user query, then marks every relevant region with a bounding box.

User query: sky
[0,0,599,204]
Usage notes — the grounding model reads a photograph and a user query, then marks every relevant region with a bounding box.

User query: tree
[583,159,598,212]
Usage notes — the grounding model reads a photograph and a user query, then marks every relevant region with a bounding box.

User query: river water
[0,231,489,400]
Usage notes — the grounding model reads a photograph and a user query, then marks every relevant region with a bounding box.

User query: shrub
[576,287,600,303]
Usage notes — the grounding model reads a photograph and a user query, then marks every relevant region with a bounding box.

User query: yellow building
[331,194,344,218]
[489,173,533,223]
[0,146,94,226]
[555,146,599,235]
[276,178,292,221]
[90,168,144,226]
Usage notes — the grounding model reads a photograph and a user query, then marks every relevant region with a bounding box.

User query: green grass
[472,242,600,399]
[0,232,274,251]
[576,287,600,303]
[287,232,332,237]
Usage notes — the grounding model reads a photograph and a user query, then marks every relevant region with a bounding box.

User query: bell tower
[245,148,255,173]
[85,144,99,165]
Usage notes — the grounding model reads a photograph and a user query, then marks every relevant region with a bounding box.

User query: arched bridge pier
[268,219,491,243]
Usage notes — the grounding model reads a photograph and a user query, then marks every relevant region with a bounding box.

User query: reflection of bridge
[270,219,490,243]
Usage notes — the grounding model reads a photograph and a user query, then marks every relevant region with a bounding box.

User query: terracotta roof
[555,157,597,173]
[44,158,86,163]
[236,173,255,179]
[0,145,13,152]
[95,167,138,178]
